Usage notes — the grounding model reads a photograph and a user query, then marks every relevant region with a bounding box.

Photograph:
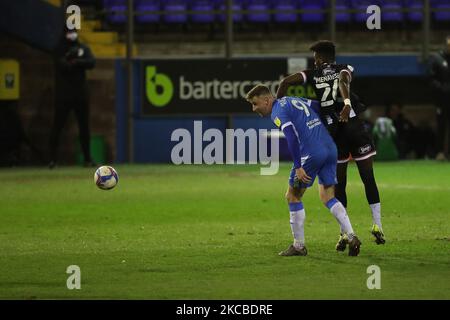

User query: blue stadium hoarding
[141,58,289,115]
[140,55,428,115]
[115,55,430,163]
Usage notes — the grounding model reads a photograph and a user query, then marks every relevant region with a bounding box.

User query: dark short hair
[245,84,271,101]
[309,40,336,61]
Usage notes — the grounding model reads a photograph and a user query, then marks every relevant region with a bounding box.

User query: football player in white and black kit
[277,40,385,249]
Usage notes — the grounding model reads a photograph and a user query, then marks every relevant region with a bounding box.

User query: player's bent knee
[285,192,300,203]
[320,195,333,206]
[319,185,335,205]
[286,186,303,203]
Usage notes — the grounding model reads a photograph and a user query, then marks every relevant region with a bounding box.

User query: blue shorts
[289,143,338,189]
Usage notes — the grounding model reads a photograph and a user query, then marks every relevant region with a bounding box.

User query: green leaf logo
[146,66,173,107]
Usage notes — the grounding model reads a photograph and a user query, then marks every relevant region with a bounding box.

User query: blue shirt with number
[271,96,335,169]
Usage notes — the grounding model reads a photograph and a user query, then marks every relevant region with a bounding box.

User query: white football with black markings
[94,166,119,190]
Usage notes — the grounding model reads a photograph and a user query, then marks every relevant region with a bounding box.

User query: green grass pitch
[0,161,449,299]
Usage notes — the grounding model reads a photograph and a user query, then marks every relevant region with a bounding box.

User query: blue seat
[431,0,450,22]
[217,0,244,23]
[379,0,403,22]
[299,0,326,24]
[191,0,215,23]
[163,0,188,23]
[405,0,422,22]
[246,0,271,23]
[273,0,298,23]
[352,0,379,23]
[103,0,127,24]
[135,0,160,24]
[335,0,351,23]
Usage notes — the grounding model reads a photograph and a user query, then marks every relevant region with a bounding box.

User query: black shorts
[334,117,376,163]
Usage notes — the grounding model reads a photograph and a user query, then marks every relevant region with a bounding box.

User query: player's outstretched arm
[338,71,352,122]
[276,73,305,99]
[282,124,302,169]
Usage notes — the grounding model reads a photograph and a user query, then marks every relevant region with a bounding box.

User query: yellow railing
[44,0,61,7]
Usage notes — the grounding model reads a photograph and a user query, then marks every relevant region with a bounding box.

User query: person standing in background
[48,28,96,168]
[429,37,450,161]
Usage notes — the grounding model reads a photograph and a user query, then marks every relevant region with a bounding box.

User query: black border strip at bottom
[0,300,445,318]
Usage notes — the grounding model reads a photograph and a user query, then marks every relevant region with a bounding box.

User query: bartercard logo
[145,66,283,108]
[179,77,281,100]
[146,66,174,107]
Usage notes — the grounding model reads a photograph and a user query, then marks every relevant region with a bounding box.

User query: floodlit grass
[0,161,449,299]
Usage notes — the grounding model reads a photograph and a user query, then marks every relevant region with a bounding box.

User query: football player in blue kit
[246,84,361,256]
[277,40,385,248]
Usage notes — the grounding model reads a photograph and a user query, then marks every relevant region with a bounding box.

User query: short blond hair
[245,84,271,101]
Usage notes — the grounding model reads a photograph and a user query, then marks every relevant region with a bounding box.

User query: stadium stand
[299,0,327,24]
[191,0,216,24]
[95,0,450,27]
[1,0,448,165]
[246,0,271,23]
[135,0,161,24]
[217,0,244,23]
[432,0,450,22]
[335,0,351,24]
[163,0,189,24]
[103,0,127,24]
[273,0,298,24]
[379,0,404,23]
[406,0,423,22]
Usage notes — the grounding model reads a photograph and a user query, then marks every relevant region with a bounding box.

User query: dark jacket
[428,51,450,106]
[54,39,96,101]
